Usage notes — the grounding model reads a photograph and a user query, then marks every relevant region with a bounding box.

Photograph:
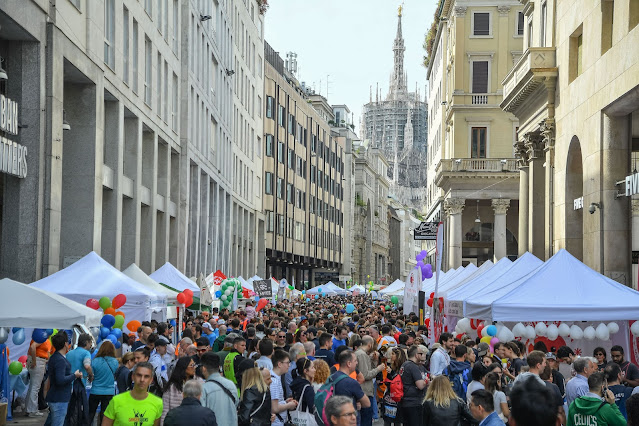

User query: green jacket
[212,335,226,352]
[567,396,627,426]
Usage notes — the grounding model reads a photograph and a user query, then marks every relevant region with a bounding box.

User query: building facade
[360,9,428,209]
[388,203,422,282]
[427,0,523,269]
[501,0,639,286]
[263,42,345,288]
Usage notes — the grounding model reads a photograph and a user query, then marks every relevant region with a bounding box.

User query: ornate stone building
[360,8,428,209]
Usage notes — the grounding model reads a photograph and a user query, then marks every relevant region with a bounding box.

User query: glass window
[266,96,273,118]
[472,61,489,93]
[471,127,487,158]
[265,172,273,195]
[473,12,490,36]
[104,0,115,69]
[265,134,273,157]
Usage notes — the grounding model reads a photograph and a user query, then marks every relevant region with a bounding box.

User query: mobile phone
[603,379,610,394]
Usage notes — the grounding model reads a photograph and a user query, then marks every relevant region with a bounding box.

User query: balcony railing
[471,94,488,105]
[437,158,519,173]
[502,47,557,111]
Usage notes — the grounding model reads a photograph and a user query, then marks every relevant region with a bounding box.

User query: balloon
[111,328,123,339]
[221,294,228,301]
[89,327,100,339]
[512,323,525,338]
[595,323,609,341]
[476,324,484,338]
[177,293,186,304]
[425,263,432,271]
[101,314,116,328]
[18,355,28,367]
[112,293,127,309]
[486,325,497,337]
[457,318,470,334]
[99,297,111,310]
[583,326,596,340]
[127,320,141,333]
[608,322,620,334]
[12,329,25,345]
[632,321,639,337]
[100,327,110,339]
[114,315,125,329]
[86,298,100,310]
[346,304,355,314]
[256,298,268,312]
[314,295,319,299]
[106,334,118,345]
[318,288,323,292]
[480,336,492,345]
[32,329,48,344]
[302,290,306,294]
[0,327,8,344]
[169,319,176,327]
[9,361,22,375]
[288,285,294,290]
[390,296,399,305]
[183,289,193,297]
[558,323,571,337]
[424,270,433,279]
[481,326,489,337]
[524,325,536,340]
[224,289,232,296]
[11,328,21,333]
[185,297,193,308]
[215,291,222,298]
[306,298,310,302]
[426,298,433,307]
[416,260,425,268]
[570,324,584,339]
[546,324,559,341]
[385,305,391,311]
[496,327,511,343]
[104,307,116,316]
[490,337,499,346]
[534,322,547,336]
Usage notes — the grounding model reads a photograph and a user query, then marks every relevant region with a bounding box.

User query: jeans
[360,397,374,426]
[88,394,113,425]
[26,357,47,414]
[44,402,69,426]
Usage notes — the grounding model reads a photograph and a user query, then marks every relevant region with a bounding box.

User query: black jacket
[164,397,217,426]
[422,398,478,426]
[290,376,315,413]
[238,387,271,426]
[65,377,89,426]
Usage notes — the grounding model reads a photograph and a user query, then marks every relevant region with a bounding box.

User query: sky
[264,0,438,135]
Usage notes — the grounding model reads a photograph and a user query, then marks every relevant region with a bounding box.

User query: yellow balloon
[480,336,492,345]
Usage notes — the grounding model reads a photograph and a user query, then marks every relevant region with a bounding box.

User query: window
[265,134,273,157]
[104,0,115,69]
[123,7,129,84]
[157,52,162,115]
[278,105,285,127]
[257,96,262,118]
[172,72,178,131]
[278,141,284,163]
[471,127,487,158]
[517,12,524,36]
[472,61,489,93]
[157,0,162,32]
[277,215,284,235]
[601,0,613,54]
[288,114,295,134]
[277,178,283,199]
[472,12,491,36]
[266,211,274,232]
[266,96,273,118]
[265,172,273,194]
[569,26,583,82]
[540,2,547,47]
[144,36,152,105]
[144,0,152,16]
[172,0,179,52]
[132,20,139,93]
[287,184,293,204]
[311,165,316,183]
[288,149,294,169]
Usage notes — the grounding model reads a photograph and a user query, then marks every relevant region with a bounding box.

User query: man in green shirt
[567,371,626,426]
[102,362,163,426]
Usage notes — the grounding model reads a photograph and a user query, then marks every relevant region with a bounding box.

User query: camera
[589,203,600,214]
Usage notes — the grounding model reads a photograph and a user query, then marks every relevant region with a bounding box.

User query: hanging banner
[403,267,422,315]
[430,222,444,344]
[254,279,273,299]
[213,270,226,287]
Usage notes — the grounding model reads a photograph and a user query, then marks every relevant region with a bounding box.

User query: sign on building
[414,221,439,240]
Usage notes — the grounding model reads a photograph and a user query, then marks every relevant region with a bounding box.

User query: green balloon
[288,285,294,290]
[99,296,111,310]
[9,361,22,375]
[385,305,391,310]
[390,296,399,305]
[114,314,125,329]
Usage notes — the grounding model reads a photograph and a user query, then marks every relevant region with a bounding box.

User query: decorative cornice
[454,6,467,17]
[523,131,544,161]
[633,200,639,217]
[492,199,511,215]
[514,140,529,167]
[444,198,465,215]
[497,5,511,16]
[539,118,555,151]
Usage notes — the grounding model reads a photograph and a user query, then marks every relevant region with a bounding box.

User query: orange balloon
[104,307,116,316]
[115,311,125,319]
[127,320,141,333]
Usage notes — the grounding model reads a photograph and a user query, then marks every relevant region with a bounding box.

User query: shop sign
[573,196,583,210]
[626,173,639,196]
[414,221,438,240]
[0,94,27,178]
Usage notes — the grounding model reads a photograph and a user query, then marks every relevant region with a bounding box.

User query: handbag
[289,384,318,426]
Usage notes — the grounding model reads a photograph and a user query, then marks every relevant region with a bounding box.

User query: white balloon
[505,328,515,342]
[632,321,639,337]
[221,294,228,301]
[607,322,620,334]
[496,327,509,343]
[558,323,571,337]
[596,323,610,341]
[512,323,525,338]
[525,325,536,340]
[570,325,584,340]
[481,326,489,337]
[535,322,547,336]
[457,318,471,334]
[584,326,596,340]
[546,324,559,341]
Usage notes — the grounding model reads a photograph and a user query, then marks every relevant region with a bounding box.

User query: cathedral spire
[389,6,407,100]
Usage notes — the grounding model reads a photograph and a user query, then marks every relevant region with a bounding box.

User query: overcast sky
[264,0,437,135]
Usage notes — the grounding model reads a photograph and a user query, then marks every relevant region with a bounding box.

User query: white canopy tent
[348,285,366,293]
[324,282,349,295]
[422,263,481,295]
[150,263,201,297]
[0,278,103,328]
[30,252,165,323]
[464,252,544,319]
[306,284,338,296]
[379,279,404,295]
[123,264,180,320]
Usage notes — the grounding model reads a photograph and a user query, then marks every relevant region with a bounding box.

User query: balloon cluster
[416,250,433,279]
[215,278,243,310]
[3,327,72,375]
[177,289,194,307]
[426,292,443,310]
[513,321,620,341]
[86,294,127,349]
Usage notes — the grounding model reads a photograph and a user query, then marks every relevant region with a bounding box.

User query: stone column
[541,117,556,258]
[492,199,511,261]
[444,198,465,269]
[525,132,546,259]
[632,200,639,289]
[515,141,529,255]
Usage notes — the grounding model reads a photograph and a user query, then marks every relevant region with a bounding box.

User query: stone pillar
[632,200,639,289]
[525,132,546,259]
[515,141,529,256]
[492,199,511,261]
[444,198,465,269]
[541,117,556,258]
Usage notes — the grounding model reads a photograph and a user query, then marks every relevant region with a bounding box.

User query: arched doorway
[565,136,584,260]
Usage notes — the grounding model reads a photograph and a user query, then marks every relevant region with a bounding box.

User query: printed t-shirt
[103,391,163,426]
[400,361,428,407]
[609,384,633,419]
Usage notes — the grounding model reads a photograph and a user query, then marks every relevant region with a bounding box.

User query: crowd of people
[20,293,639,426]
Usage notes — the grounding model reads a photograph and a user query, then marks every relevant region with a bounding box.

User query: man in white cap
[202,322,217,347]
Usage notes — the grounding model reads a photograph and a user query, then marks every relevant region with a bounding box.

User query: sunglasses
[278,335,286,338]
[197,348,208,353]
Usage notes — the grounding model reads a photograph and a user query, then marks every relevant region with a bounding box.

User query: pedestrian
[163,380,216,426]
[604,362,634,420]
[538,364,566,424]
[115,352,136,394]
[312,359,331,391]
[45,331,83,426]
[567,371,626,426]
[399,345,428,426]
[484,372,509,422]
[200,352,238,425]
[222,336,246,389]
[238,367,273,426]
[161,357,197,424]
[325,395,358,426]
[444,344,472,402]
[594,347,608,371]
[469,389,505,426]
[430,332,454,376]
[508,377,559,426]
[545,352,566,397]
[102,361,164,426]
[502,342,525,381]
[332,326,349,351]
[381,347,407,426]
[316,333,337,366]
[88,340,119,425]
[610,345,639,387]
[285,343,307,396]
[422,375,476,426]
[355,336,386,426]
[148,335,169,394]
[290,358,316,418]
[270,349,299,426]
[466,363,489,403]
[627,394,639,425]
[565,357,597,406]
[256,338,274,370]
[66,333,94,387]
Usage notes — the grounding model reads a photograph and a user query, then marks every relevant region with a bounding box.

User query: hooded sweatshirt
[444,359,472,402]
[290,376,315,413]
[567,395,627,426]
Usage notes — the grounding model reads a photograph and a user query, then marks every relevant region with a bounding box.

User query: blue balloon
[32,329,48,344]
[486,325,497,337]
[318,288,323,292]
[100,327,111,339]
[215,290,222,298]
[169,319,176,327]
[115,341,121,349]
[65,330,73,344]
[346,303,355,314]
[12,329,25,345]
[314,295,319,299]
[106,334,118,345]
[302,290,306,294]
[111,328,123,339]
[306,298,310,302]
[101,314,116,328]
[254,296,260,301]
[45,329,54,336]
[11,327,21,334]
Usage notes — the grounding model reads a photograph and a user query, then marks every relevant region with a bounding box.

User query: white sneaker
[28,412,44,417]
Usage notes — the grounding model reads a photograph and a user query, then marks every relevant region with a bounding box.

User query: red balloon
[112,294,127,309]
[381,305,386,312]
[86,299,100,310]
[185,295,193,307]
[177,293,186,304]
[427,298,434,307]
[425,318,431,327]
[429,292,435,299]
[256,298,268,312]
[456,333,464,340]
[183,289,194,297]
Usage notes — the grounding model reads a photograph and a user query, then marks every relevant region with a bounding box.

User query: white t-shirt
[378,335,398,350]
[466,381,485,403]
[493,390,507,417]
[270,373,288,426]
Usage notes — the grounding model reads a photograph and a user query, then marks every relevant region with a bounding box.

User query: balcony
[501,47,558,114]
[438,158,519,173]
[435,158,520,195]
[451,93,503,107]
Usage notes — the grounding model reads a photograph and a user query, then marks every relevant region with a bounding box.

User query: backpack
[388,372,404,402]
[381,372,402,422]
[446,366,470,402]
[314,373,348,426]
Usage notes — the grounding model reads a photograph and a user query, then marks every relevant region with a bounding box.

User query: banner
[430,222,444,344]
[403,267,422,315]
[253,279,273,299]
[199,273,213,306]
[277,278,287,303]
[213,270,226,287]
[231,285,238,311]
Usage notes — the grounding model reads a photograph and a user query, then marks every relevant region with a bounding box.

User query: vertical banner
[430,222,444,344]
[231,284,238,311]
[403,267,422,315]
[418,291,425,326]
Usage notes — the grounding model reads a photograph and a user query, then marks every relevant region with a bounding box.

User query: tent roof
[324,282,348,295]
[348,285,366,293]
[150,263,201,296]
[306,284,338,295]
[422,264,479,294]
[446,258,512,301]
[380,279,404,294]
[0,278,103,328]
[123,264,180,305]
[490,249,639,322]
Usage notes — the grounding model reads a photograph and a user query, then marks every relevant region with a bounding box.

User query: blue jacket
[46,351,76,403]
[480,411,505,426]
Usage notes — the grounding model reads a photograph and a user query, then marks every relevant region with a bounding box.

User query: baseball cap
[218,319,226,325]
[477,342,490,357]
[202,322,213,330]
[546,352,557,360]
[300,316,307,321]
